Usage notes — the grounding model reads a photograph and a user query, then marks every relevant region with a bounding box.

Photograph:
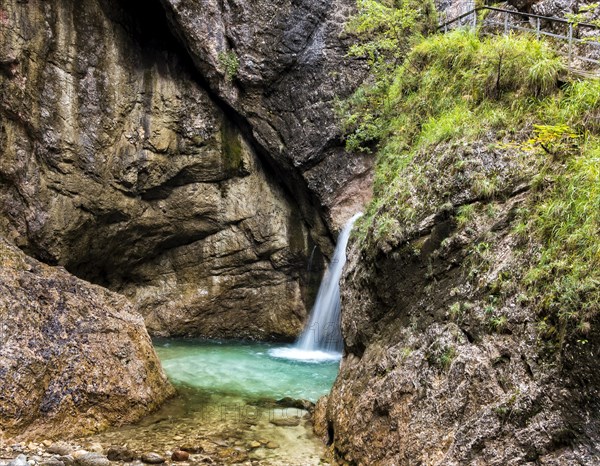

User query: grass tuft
[345,23,599,346]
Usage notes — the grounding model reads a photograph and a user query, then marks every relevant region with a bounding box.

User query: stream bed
[83,339,340,465]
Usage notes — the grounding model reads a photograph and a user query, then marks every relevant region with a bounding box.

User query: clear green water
[154,339,340,403]
[84,340,338,465]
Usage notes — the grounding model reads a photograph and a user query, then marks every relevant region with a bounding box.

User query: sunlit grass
[348,28,600,343]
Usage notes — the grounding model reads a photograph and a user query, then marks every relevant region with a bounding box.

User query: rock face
[319,139,600,464]
[159,0,373,231]
[0,238,174,440]
[0,0,364,339]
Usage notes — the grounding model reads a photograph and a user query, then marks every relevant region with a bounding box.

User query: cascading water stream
[87,215,363,465]
[269,212,362,362]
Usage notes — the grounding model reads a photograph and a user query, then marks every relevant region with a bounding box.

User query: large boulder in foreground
[0,239,174,441]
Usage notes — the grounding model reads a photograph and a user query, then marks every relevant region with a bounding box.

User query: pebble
[106,447,136,462]
[74,453,110,466]
[47,444,72,457]
[269,416,301,427]
[140,453,165,465]
[265,441,279,450]
[248,441,261,449]
[40,459,65,466]
[170,451,189,462]
[8,455,27,466]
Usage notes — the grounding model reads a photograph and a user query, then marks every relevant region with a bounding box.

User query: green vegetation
[524,129,600,342]
[218,51,239,82]
[342,1,600,345]
[341,0,436,152]
[565,2,600,29]
[344,30,566,249]
[427,343,457,371]
[346,0,436,70]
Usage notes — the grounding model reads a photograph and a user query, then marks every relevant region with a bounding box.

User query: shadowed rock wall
[0,0,358,339]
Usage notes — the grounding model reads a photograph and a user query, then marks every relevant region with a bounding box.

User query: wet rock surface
[169,451,189,462]
[74,453,110,466]
[0,239,173,441]
[105,448,135,463]
[139,453,164,465]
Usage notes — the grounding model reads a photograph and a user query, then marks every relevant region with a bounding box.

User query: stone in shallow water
[269,416,301,427]
[73,453,109,466]
[215,449,248,463]
[197,457,214,464]
[106,447,136,462]
[140,453,165,465]
[40,459,64,466]
[276,397,315,411]
[46,445,72,457]
[179,446,203,454]
[170,451,189,462]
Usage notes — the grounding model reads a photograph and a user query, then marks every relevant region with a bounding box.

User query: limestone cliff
[0,0,367,339]
[159,0,373,230]
[0,238,174,440]
[322,183,600,465]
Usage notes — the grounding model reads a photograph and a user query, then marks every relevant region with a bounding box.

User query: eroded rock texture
[159,0,373,231]
[319,140,600,464]
[0,238,174,440]
[0,0,359,338]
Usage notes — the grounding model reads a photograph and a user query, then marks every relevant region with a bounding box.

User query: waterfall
[269,212,362,362]
[296,212,363,353]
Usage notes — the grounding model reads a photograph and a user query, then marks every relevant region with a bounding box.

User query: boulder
[0,239,174,440]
